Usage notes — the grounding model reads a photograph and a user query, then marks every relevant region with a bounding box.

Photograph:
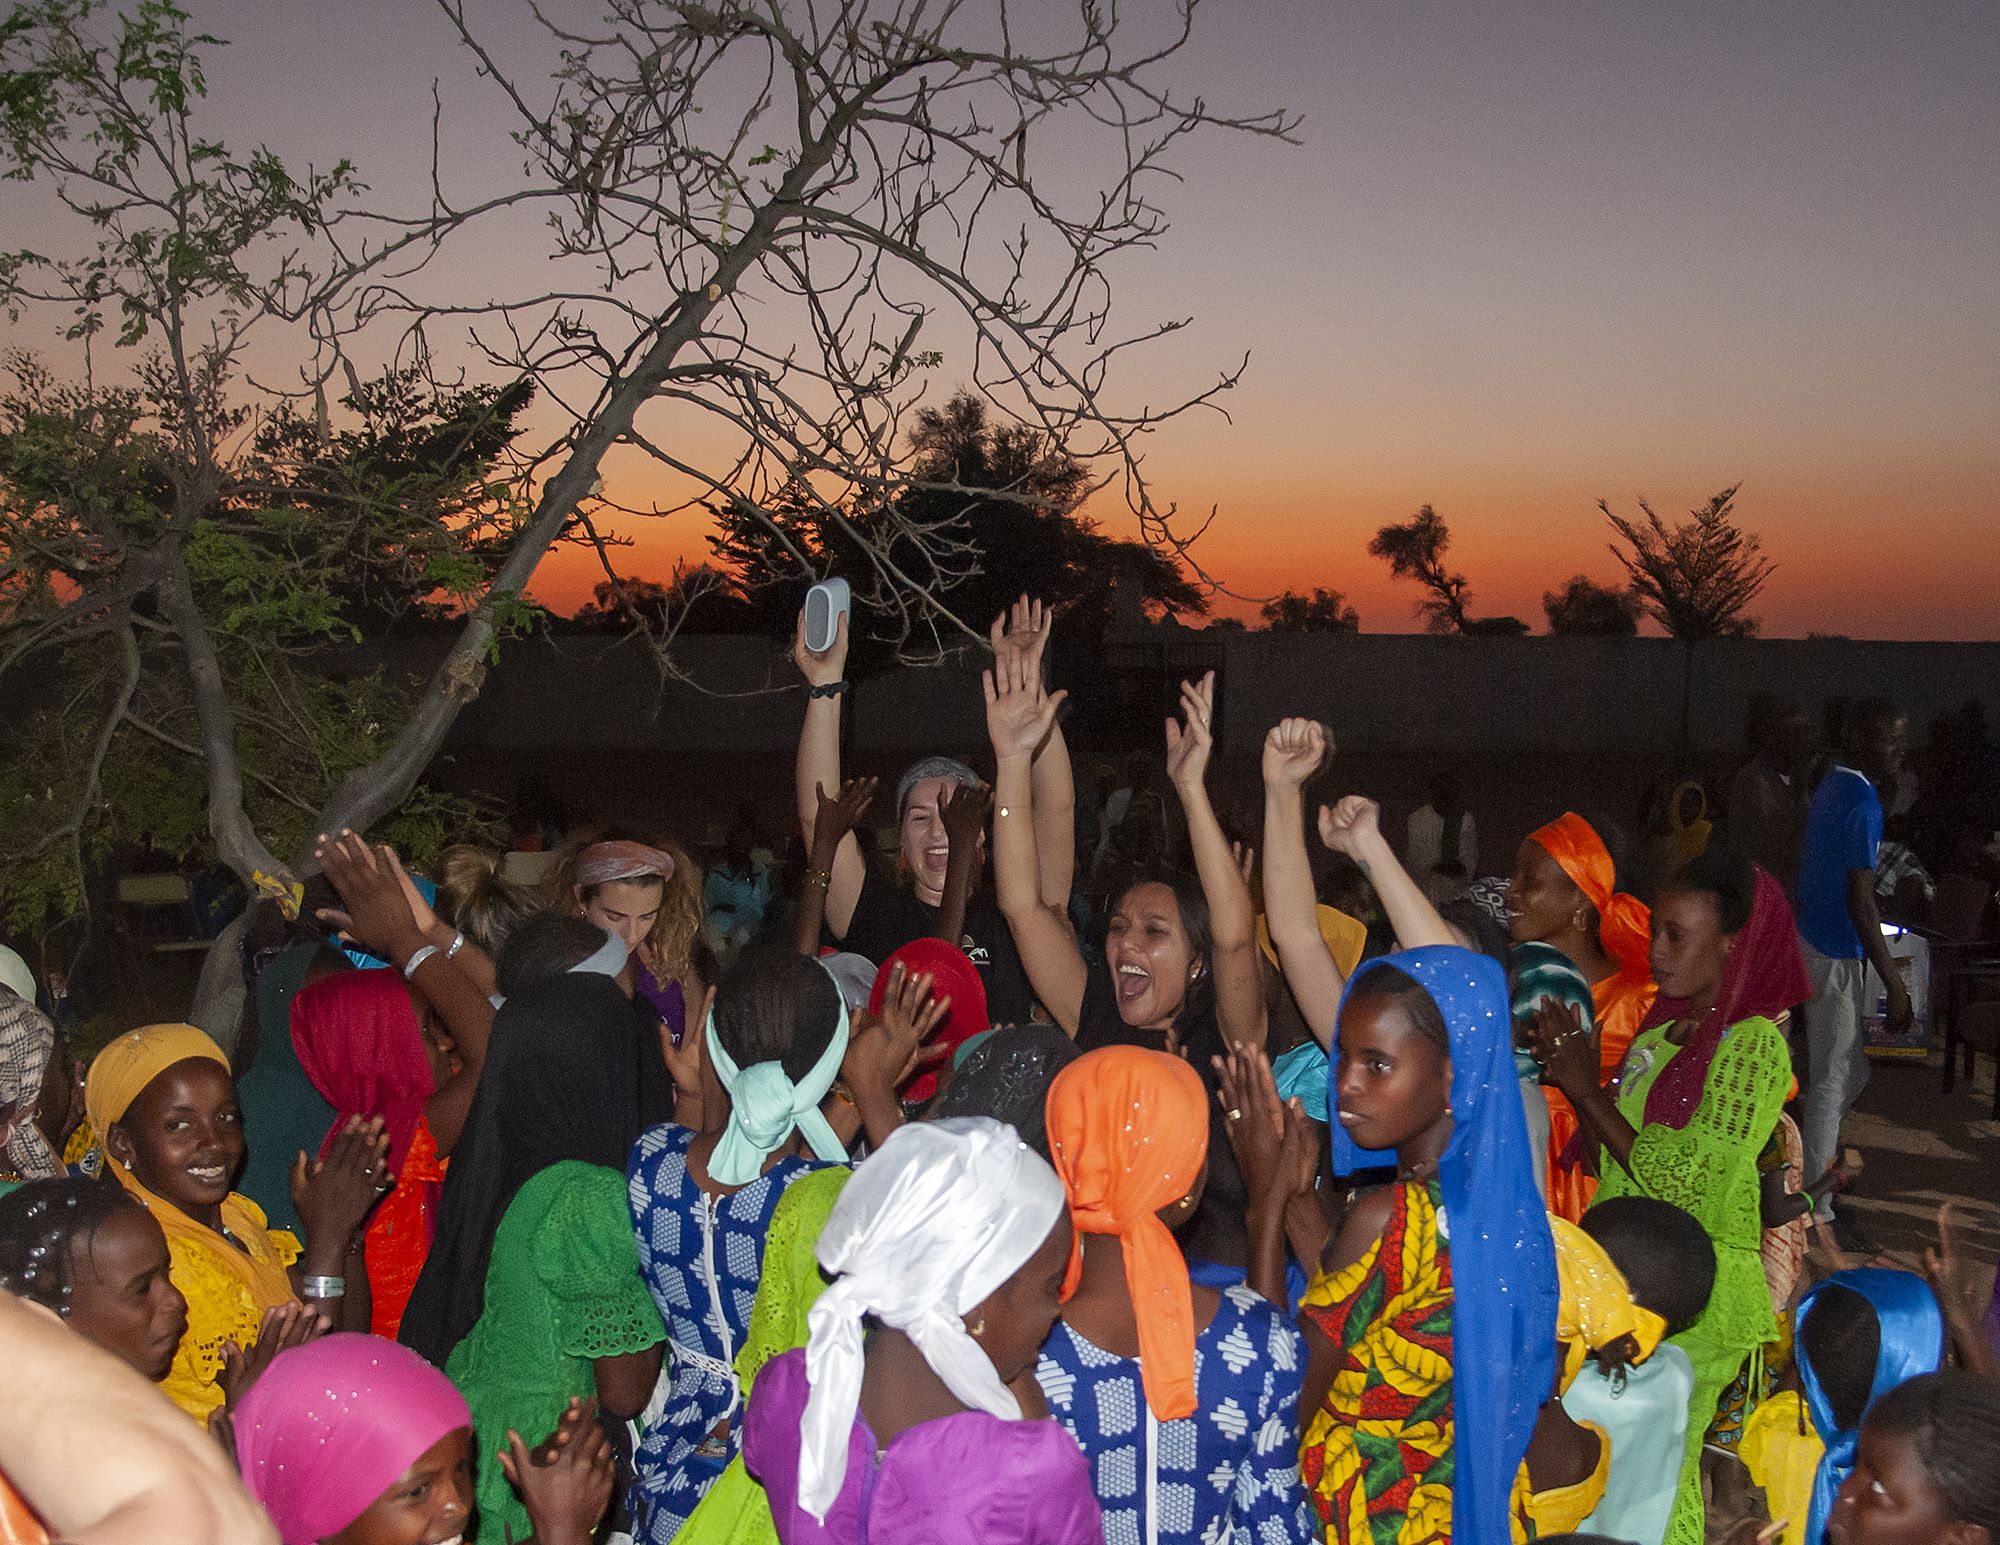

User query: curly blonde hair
[544,833,706,988]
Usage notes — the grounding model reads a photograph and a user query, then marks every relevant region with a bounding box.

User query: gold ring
[1226,1108,1243,1122]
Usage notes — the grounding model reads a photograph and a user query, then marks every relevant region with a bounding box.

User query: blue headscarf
[1327,945,1559,1545]
[1798,1268,1944,1545]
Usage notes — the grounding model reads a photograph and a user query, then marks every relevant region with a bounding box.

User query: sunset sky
[7,2,1997,637]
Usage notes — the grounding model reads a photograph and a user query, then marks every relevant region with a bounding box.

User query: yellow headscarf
[1550,1215,1665,1393]
[86,1025,298,1420]
[1256,904,1369,978]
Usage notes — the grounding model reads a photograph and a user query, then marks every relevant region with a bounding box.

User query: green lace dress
[1594,1015,1789,1545]
[445,1160,667,1543]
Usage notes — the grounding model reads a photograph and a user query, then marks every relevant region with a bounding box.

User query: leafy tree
[569,565,762,636]
[0,0,1286,1014]
[1543,575,1642,636]
[1601,485,1772,639]
[1259,587,1360,633]
[1368,506,1472,633]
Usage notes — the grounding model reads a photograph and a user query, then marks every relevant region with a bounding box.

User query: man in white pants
[1793,699,1910,1224]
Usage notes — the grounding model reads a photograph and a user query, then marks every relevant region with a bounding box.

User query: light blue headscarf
[704,959,852,1186]
[1327,945,1559,1545]
[1798,1267,1945,1545]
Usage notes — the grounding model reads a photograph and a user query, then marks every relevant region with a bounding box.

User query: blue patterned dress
[626,1123,837,1543]
[1035,1282,1315,1545]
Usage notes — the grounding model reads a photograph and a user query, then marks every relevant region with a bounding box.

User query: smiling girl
[84,1023,389,1420]
[986,661,1267,1266]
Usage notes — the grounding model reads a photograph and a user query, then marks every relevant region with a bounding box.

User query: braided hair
[0,1176,141,1317]
[1866,1369,2000,1531]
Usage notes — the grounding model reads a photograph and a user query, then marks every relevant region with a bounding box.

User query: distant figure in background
[1796,698,1910,1217]
[1406,768,1478,891]
[1727,695,1817,899]
[704,813,772,965]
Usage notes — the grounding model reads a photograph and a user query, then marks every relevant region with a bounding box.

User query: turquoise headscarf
[1328,945,1559,1545]
[705,960,852,1186]
[1798,1268,1944,1545]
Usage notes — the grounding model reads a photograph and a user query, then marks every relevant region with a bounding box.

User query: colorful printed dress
[1594,1015,1788,1545]
[626,1123,838,1544]
[1299,1180,1456,1545]
[1036,1281,1314,1545]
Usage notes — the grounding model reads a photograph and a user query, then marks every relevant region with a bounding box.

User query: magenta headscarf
[1639,863,1809,1130]
[233,1333,471,1544]
[291,969,436,1170]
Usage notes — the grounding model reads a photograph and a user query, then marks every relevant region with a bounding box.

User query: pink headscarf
[233,1333,470,1544]
[291,969,436,1170]
[576,839,675,888]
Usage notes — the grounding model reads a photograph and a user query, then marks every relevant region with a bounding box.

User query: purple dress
[743,1348,1103,1545]
[637,965,687,1046]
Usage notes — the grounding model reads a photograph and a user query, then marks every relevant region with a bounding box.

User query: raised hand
[290,1115,392,1248]
[1316,794,1382,859]
[990,594,1054,682]
[938,780,991,859]
[502,1398,616,1545]
[213,1301,328,1415]
[793,601,849,688]
[983,641,1068,761]
[1215,1045,1316,1205]
[846,962,949,1097]
[312,831,424,963]
[812,777,878,850]
[1262,717,1329,791]
[663,986,712,1131]
[1164,671,1216,791]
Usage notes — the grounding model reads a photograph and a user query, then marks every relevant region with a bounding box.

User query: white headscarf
[797,1117,1067,1521]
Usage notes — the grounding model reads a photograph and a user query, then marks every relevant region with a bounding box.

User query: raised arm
[985,644,1086,1033]
[1167,672,1267,1053]
[935,780,991,949]
[314,833,496,1155]
[1261,718,1346,1051]
[792,778,878,957]
[793,606,867,938]
[1320,797,1457,950]
[991,597,1077,911]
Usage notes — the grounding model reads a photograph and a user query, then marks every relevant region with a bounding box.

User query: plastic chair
[1947,1001,2000,1118]
[1925,874,2000,1095]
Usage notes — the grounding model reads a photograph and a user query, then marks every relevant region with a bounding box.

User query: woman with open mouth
[987,659,1268,1269]
[84,1022,390,1422]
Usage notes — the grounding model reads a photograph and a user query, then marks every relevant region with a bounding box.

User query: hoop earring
[969,1317,986,1338]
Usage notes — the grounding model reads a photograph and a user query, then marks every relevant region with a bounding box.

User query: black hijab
[398,973,672,1365]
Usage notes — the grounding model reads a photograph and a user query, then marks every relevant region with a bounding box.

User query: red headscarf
[290,970,436,1168]
[1045,1046,1209,1420]
[1529,813,1653,982]
[1638,864,1808,1131]
[868,939,989,1104]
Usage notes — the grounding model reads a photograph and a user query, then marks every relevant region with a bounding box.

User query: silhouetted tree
[1462,614,1530,637]
[1543,575,1642,636]
[714,390,1206,644]
[1368,506,1471,633]
[1602,486,1772,639]
[570,565,762,635]
[1260,587,1360,633]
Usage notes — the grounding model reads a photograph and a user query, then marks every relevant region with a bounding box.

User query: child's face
[1828,1419,1969,1545]
[1648,888,1731,1007]
[1334,992,1451,1155]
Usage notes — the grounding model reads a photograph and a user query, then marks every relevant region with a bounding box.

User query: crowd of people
[0,594,1997,1545]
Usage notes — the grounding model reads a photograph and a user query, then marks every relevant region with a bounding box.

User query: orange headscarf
[1045,1046,1208,1421]
[1528,814,1652,984]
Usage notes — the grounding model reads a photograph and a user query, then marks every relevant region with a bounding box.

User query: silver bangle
[446,930,466,959]
[402,944,439,978]
[300,1274,346,1299]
